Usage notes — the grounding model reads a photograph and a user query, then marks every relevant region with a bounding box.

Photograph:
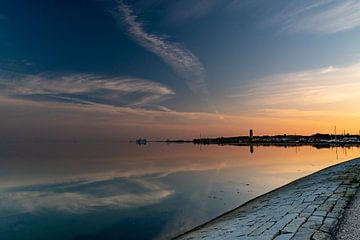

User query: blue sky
[1,0,360,140]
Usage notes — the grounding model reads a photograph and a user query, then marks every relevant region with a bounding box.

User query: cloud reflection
[0,178,173,214]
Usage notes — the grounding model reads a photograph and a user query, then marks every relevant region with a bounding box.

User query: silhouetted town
[162,129,360,147]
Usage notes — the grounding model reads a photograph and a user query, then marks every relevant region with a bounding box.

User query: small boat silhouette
[136,139,147,145]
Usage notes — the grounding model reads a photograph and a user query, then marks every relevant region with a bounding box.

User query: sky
[1,0,360,141]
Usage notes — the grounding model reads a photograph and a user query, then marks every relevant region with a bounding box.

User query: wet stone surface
[176,158,360,240]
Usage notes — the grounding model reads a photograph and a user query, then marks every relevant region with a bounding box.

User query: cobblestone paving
[176,158,360,240]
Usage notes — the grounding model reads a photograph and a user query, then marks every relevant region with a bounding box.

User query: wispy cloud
[230,62,360,111]
[165,0,220,23]
[116,1,208,96]
[0,71,174,110]
[264,0,360,34]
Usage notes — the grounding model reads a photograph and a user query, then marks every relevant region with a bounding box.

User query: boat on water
[136,139,147,145]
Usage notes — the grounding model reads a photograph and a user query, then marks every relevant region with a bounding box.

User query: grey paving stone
[317,202,334,212]
[303,205,318,214]
[308,216,324,222]
[274,233,293,240]
[249,221,275,236]
[312,230,331,240]
[299,212,313,218]
[282,217,306,233]
[320,217,338,233]
[291,227,315,240]
[262,214,298,239]
[313,210,327,217]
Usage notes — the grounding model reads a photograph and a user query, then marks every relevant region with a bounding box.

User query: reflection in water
[0,142,359,240]
[1,179,173,213]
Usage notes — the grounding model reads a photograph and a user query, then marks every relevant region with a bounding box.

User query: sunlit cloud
[2,61,360,140]
[264,0,360,34]
[231,63,360,110]
[116,1,208,96]
[0,71,174,110]
[226,62,360,133]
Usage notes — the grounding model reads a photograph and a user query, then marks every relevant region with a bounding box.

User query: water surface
[0,142,359,239]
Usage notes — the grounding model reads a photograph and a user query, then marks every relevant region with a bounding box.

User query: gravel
[336,188,360,240]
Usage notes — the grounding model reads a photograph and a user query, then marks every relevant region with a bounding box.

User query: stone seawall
[176,157,360,240]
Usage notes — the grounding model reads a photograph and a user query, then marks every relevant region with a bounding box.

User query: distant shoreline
[154,141,360,148]
[152,133,360,147]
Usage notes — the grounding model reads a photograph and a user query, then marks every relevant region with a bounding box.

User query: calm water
[0,142,360,240]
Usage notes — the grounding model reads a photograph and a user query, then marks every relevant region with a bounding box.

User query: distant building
[249,129,253,138]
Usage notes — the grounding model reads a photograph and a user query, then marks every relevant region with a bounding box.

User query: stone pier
[176,158,360,240]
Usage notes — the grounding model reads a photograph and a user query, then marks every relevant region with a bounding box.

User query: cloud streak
[117,1,208,96]
[230,62,360,111]
[165,0,220,24]
[0,71,174,110]
[265,0,360,34]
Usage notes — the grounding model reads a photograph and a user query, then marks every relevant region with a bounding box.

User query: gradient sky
[1,0,360,140]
